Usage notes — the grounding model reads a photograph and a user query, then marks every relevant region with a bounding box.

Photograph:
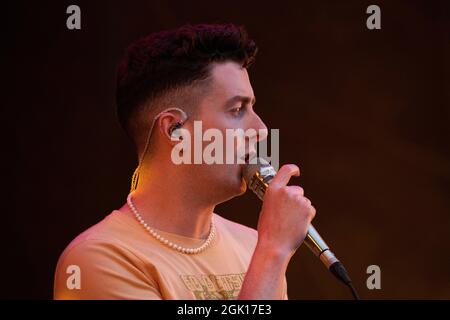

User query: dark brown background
[3,0,449,299]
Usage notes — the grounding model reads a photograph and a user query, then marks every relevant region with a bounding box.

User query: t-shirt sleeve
[53,239,162,300]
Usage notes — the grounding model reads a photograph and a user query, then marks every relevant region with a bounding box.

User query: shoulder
[55,211,145,274]
[53,211,159,299]
[62,209,143,249]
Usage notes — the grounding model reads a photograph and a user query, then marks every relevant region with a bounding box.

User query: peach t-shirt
[54,210,288,299]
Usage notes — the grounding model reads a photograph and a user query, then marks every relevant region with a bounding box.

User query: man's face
[186,61,268,202]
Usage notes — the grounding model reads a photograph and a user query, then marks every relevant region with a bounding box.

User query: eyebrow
[224,95,256,109]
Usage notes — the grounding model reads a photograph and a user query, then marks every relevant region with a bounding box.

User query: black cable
[329,261,361,300]
[347,282,360,300]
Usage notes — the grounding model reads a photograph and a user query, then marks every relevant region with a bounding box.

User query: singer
[53,23,316,300]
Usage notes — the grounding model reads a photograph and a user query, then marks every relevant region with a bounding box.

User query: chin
[204,163,247,203]
[219,179,246,203]
[215,167,247,202]
[229,169,247,196]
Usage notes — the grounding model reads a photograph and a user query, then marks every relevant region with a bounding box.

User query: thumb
[270,164,300,188]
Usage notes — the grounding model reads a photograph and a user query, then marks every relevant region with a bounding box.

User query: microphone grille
[242,157,274,184]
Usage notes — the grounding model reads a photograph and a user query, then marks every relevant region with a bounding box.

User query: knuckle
[279,186,290,197]
[293,186,304,196]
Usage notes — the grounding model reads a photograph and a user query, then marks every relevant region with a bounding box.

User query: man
[54,23,316,300]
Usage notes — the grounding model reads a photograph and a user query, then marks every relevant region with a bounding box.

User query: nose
[243,112,267,162]
[251,112,268,142]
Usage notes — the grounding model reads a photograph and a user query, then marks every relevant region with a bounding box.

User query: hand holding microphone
[256,164,316,258]
[244,158,360,299]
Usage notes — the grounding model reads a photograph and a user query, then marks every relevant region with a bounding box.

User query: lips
[243,151,257,164]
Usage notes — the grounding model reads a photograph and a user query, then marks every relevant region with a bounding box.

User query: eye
[231,105,246,117]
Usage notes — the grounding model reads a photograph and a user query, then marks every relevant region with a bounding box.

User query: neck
[123,161,216,239]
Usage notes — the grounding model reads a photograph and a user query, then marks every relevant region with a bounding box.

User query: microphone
[243,157,360,299]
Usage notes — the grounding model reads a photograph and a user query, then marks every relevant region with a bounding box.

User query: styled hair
[115,23,258,151]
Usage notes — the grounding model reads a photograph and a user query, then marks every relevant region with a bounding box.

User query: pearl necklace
[126,193,216,254]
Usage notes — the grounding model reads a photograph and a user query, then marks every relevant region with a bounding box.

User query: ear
[157,113,185,144]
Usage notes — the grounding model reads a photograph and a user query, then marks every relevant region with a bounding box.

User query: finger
[270,164,300,188]
[287,185,304,197]
[302,197,311,206]
[310,205,316,219]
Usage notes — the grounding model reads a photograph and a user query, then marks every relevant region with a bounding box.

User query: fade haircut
[116,23,258,156]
